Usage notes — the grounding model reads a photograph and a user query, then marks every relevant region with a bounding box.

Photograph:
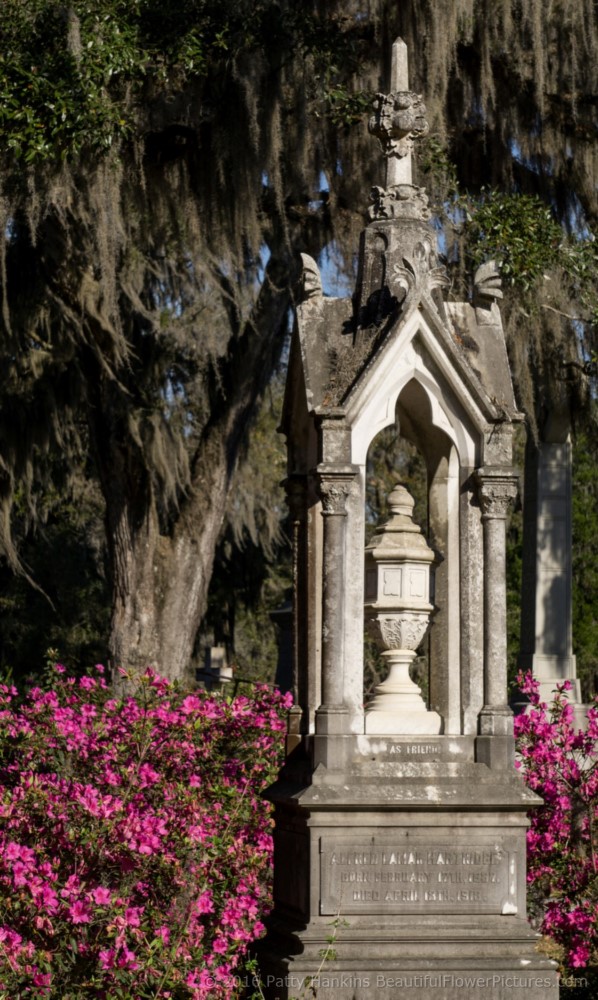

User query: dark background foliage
[0,0,595,688]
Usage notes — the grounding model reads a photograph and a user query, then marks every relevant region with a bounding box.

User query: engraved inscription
[356,736,475,763]
[320,838,517,915]
[387,742,442,756]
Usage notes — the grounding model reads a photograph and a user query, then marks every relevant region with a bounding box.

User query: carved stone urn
[364,483,442,734]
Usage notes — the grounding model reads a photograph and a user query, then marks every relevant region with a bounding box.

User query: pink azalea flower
[0,667,290,995]
[181,695,202,715]
[92,886,111,905]
[99,948,116,970]
[124,906,144,928]
[68,900,91,924]
[155,925,170,944]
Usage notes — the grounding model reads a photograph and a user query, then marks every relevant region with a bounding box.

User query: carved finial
[387,483,416,518]
[298,253,323,302]
[368,38,429,188]
[473,260,503,326]
[474,261,503,303]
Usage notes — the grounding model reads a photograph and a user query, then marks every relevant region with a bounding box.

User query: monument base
[257,955,557,1000]
[257,741,558,1000]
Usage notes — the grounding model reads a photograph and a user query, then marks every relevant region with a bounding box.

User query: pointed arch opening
[365,424,429,706]
[361,378,462,734]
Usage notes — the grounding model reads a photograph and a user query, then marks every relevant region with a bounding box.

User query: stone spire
[367,37,429,218]
[388,39,411,184]
[353,38,441,325]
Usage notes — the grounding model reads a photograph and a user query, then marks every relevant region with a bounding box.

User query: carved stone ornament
[474,260,503,304]
[368,183,431,222]
[473,259,504,326]
[475,472,518,520]
[298,253,323,301]
[363,484,442,734]
[318,476,354,515]
[366,612,430,653]
[390,238,449,301]
[368,91,429,160]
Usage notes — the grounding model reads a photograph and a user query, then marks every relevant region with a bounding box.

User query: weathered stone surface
[259,784,556,999]
[369,90,429,161]
[520,431,580,704]
[446,300,519,419]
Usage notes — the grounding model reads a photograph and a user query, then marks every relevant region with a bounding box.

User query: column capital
[474,468,518,520]
[316,467,357,516]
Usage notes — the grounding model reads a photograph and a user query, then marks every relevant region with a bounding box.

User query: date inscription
[320,837,517,915]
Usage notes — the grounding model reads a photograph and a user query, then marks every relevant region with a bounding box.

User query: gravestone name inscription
[320,836,518,915]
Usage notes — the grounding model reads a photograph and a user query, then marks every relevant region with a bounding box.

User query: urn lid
[365,483,435,564]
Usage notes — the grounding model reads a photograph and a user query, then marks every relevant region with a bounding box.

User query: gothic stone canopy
[282,240,518,474]
[280,38,522,753]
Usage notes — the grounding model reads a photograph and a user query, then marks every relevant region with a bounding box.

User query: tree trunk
[103,428,232,681]
[89,253,295,681]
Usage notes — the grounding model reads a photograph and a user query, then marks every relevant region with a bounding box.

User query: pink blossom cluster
[0,666,291,997]
[515,671,598,970]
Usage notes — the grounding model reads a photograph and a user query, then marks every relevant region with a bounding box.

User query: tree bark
[89,253,295,681]
[102,430,232,681]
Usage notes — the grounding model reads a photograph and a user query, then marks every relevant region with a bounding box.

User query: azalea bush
[0,666,291,998]
[515,672,598,971]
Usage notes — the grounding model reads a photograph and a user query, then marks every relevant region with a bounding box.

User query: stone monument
[519,406,585,723]
[257,39,559,1000]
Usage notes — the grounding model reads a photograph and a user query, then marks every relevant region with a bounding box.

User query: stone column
[474,469,518,768]
[314,470,354,736]
[520,435,580,703]
[284,475,308,748]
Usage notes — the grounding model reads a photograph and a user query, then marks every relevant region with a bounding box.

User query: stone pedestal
[365,648,442,734]
[258,739,558,1000]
